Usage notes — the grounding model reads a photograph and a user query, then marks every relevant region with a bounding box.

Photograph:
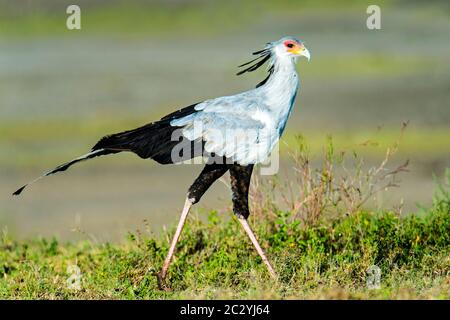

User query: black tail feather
[13,103,200,196]
[12,149,112,196]
[12,185,27,196]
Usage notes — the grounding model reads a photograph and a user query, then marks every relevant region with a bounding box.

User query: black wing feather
[13,103,201,195]
[92,102,200,163]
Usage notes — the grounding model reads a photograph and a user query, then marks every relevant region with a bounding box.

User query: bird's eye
[287,43,294,48]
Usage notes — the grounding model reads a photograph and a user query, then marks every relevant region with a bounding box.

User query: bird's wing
[170,94,278,164]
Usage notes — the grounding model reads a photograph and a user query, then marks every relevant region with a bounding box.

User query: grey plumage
[12,36,310,195]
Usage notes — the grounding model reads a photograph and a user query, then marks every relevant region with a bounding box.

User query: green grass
[1,175,448,299]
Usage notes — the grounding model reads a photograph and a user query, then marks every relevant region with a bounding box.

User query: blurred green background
[0,0,449,241]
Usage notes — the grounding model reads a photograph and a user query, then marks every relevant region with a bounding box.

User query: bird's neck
[261,55,299,107]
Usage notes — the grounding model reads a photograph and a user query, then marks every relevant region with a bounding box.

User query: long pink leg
[158,198,193,287]
[238,217,277,279]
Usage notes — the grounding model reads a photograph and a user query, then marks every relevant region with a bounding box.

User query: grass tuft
[1,135,448,299]
[0,176,448,299]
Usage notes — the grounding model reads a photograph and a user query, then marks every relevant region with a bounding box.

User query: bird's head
[237,36,310,87]
[272,36,310,61]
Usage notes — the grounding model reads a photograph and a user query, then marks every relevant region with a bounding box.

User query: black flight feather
[13,103,201,196]
[92,103,200,163]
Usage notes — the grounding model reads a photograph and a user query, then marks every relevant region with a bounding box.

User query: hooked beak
[300,47,311,61]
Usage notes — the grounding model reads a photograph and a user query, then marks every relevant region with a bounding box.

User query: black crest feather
[236,45,273,87]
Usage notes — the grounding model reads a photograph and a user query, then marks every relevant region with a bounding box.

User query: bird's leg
[156,162,230,289]
[229,164,277,279]
[237,217,277,279]
[157,197,193,289]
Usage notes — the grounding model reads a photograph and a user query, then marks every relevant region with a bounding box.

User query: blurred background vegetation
[0,0,449,241]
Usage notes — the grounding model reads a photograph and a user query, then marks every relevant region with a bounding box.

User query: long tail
[13,103,201,196]
[12,149,115,196]
[12,122,176,196]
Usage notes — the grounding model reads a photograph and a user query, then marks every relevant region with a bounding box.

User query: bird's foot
[154,271,172,292]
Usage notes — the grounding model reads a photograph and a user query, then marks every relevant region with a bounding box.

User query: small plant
[432,168,450,209]
[1,198,448,299]
[2,125,448,299]
[251,124,410,226]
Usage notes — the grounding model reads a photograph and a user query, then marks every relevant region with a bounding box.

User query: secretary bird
[13,36,310,288]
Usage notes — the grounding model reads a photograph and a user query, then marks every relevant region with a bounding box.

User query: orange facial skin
[283,40,304,55]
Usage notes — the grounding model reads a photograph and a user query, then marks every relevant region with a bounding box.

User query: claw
[154,271,172,292]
